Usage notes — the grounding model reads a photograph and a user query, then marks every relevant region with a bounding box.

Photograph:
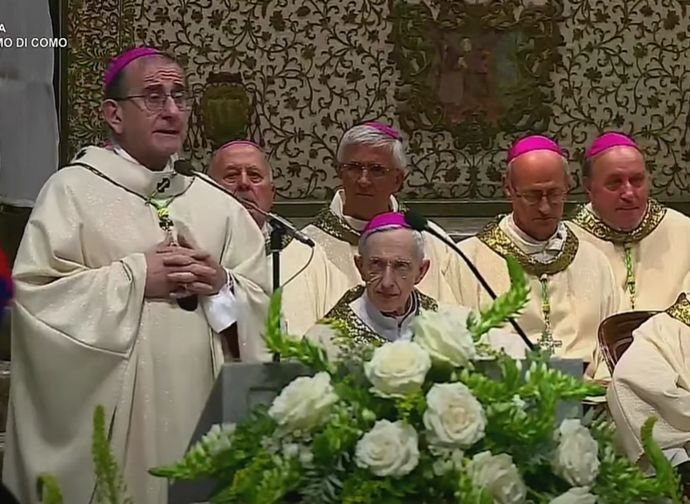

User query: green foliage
[92,405,134,504]
[36,475,63,504]
[466,255,530,341]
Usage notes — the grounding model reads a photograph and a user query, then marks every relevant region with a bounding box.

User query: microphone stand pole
[268,218,288,363]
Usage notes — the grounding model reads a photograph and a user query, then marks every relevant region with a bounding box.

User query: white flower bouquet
[38,258,685,504]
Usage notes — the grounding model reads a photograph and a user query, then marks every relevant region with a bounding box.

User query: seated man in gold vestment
[283,122,463,336]
[209,141,350,333]
[304,212,524,359]
[569,132,690,311]
[448,136,619,378]
[607,293,690,484]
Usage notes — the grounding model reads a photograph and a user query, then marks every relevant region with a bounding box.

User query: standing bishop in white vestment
[304,212,525,359]
[607,294,690,481]
[569,132,690,311]
[3,48,271,504]
[449,136,619,377]
[284,122,462,336]
[209,141,350,334]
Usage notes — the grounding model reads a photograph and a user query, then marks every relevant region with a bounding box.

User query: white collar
[111,141,178,173]
[351,289,417,342]
[329,189,399,232]
[500,213,566,258]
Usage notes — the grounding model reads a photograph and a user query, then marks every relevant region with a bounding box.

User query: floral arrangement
[38,258,684,504]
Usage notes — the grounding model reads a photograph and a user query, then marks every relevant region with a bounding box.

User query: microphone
[173,161,314,248]
[403,211,535,351]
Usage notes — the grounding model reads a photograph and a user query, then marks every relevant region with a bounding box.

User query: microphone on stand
[403,211,535,351]
[173,161,314,248]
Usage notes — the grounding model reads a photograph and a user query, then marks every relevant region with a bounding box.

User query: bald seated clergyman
[448,135,620,379]
[569,132,690,312]
[3,48,270,504]
[209,141,350,334]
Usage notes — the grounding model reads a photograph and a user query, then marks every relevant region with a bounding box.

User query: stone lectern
[168,358,584,504]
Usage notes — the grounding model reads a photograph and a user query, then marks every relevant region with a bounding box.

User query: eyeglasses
[340,162,392,179]
[367,258,413,279]
[116,90,193,112]
[513,189,568,205]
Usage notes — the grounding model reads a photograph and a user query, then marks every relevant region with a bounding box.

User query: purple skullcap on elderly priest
[361,211,410,236]
[361,122,402,140]
[103,47,162,89]
[507,135,564,163]
[217,140,263,152]
[585,132,639,159]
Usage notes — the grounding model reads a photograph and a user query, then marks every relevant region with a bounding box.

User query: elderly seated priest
[569,132,690,311]
[449,135,620,378]
[283,121,461,335]
[304,212,525,359]
[208,140,350,333]
[607,293,690,484]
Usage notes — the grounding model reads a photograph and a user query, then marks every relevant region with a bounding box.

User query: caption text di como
[0,38,67,48]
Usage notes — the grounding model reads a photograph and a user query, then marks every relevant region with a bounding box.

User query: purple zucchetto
[361,212,409,236]
[361,122,402,141]
[507,135,564,164]
[103,47,162,89]
[217,140,262,152]
[585,132,638,159]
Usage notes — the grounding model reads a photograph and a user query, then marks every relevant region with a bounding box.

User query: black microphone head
[403,210,429,232]
[173,159,195,176]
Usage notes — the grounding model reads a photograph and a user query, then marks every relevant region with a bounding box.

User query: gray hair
[358,225,425,260]
[336,125,407,170]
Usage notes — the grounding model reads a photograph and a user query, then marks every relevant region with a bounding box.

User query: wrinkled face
[503,150,569,241]
[103,56,189,170]
[338,143,404,221]
[355,228,429,315]
[209,145,274,227]
[585,146,649,231]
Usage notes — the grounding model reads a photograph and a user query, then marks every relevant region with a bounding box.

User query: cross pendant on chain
[537,330,562,355]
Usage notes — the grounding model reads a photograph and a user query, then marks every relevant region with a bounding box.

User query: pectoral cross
[537,329,562,355]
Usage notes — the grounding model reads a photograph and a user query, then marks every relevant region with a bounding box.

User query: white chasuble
[450,217,620,375]
[569,200,690,311]
[607,295,690,470]
[3,147,271,504]
[282,190,460,337]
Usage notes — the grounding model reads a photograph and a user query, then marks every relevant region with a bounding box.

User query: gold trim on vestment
[476,217,579,277]
[323,285,438,348]
[570,199,666,244]
[666,293,690,327]
[311,202,409,245]
[264,233,294,256]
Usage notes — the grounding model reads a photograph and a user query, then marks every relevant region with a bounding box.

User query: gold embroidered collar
[570,199,666,245]
[323,285,437,347]
[666,293,690,327]
[477,217,579,277]
[311,201,409,246]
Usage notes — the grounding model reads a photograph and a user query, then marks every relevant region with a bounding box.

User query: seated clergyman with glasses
[304,212,524,359]
[447,136,620,379]
[281,122,462,336]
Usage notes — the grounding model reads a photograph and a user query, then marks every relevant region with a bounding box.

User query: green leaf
[641,417,684,503]
[467,256,529,341]
[92,405,133,504]
[36,474,64,504]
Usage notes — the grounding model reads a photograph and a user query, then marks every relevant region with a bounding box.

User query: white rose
[364,341,431,397]
[423,382,486,448]
[549,487,597,504]
[467,451,527,504]
[553,419,600,487]
[268,372,338,432]
[412,307,476,368]
[355,420,420,477]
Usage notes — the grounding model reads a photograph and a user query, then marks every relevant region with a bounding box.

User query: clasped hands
[144,234,228,300]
